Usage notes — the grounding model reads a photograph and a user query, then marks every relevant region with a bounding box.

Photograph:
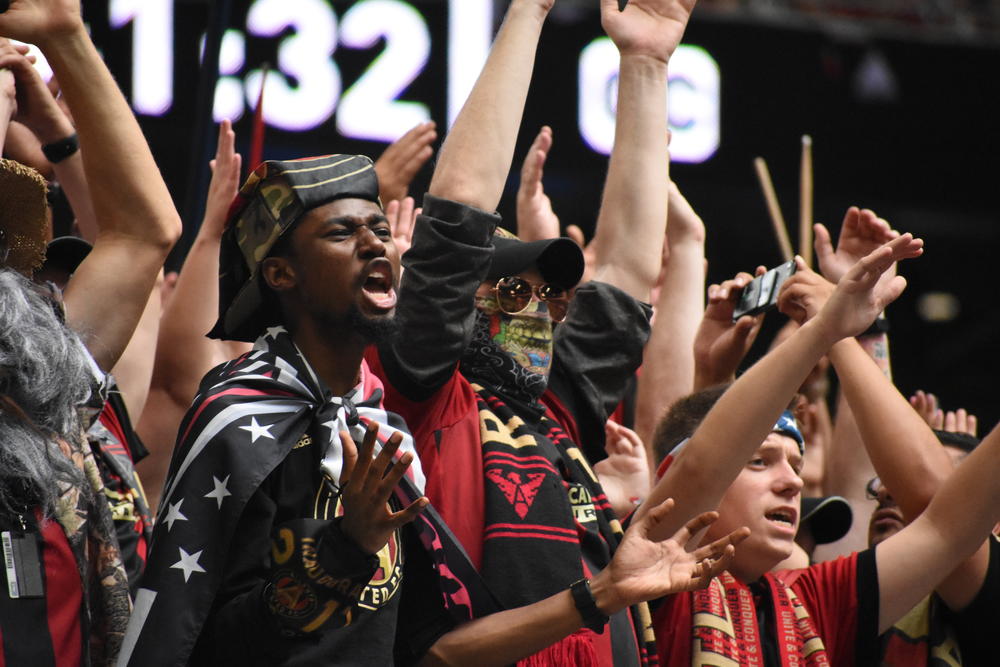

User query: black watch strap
[41,133,79,164]
[570,578,609,633]
[858,315,889,338]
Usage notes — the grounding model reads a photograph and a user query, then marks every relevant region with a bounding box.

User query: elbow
[157,212,184,251]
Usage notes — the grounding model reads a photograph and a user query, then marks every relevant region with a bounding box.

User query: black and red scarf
[119,327,494,667]
[468,380,657,666]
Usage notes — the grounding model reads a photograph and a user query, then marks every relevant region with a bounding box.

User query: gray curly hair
[0,269,90,518]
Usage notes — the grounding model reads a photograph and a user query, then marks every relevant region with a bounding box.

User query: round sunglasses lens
[495,277,532,314]
[538,285,569,321]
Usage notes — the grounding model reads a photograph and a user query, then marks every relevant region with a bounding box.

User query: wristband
[857,315,889,338]
[41,133,79,164]
[570,578,609,633]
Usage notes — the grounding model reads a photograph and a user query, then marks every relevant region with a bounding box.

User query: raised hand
[594,421,651,515]
[600,0,697,62]
[813,234,923,341]
[202,119,242,237]
[374,121,436,204]
[516,125,561,241]
[693,269,765,389]
[384,196,419,258]
[0,39,69,143]
[776,260,835,325]
[814,207,898,284]
[593,499,748,612]
[0,0,84,46]
[338,423,428,555]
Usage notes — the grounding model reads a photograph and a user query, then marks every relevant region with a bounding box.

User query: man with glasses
[366,0,694,661]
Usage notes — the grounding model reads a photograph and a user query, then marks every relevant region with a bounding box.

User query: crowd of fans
[0,0,997,665]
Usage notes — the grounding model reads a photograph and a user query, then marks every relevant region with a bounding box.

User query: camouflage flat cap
[208,154,380,342]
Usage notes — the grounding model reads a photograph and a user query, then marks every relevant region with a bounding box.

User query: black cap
[489,235,585,289]
[800,495,852,545]
[42,236,92,274]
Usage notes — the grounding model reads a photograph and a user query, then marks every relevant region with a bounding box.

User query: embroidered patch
[267,571,317,620]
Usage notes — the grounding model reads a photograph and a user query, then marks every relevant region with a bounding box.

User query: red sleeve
[776,549,879,665]
[366,348,487,569]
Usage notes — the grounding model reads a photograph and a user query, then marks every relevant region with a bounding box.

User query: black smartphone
[732,260,797,321]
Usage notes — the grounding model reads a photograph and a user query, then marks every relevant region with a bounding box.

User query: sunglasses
[864,476,883,500]
[491,276,571,322]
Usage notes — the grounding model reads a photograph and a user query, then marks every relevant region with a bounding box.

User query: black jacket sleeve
[377,195,499,401]
[547,282,652,462]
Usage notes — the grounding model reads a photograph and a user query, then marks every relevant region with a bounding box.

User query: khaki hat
[0,158,49,275]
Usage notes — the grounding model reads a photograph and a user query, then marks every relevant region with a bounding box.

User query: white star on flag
[171,547,206,582]
[240,416,274,444]
[162,499,188,531]
[205,475,232,509]
[265,326,287,339]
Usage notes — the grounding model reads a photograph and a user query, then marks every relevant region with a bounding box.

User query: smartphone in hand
[732,260,797,321]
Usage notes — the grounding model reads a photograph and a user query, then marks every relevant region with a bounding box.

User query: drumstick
[799,135,813,268]
[754,157,793,262]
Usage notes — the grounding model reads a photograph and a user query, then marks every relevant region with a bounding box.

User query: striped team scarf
[119,327,493,667]
[689,572,829,666]
[471,382,657,666]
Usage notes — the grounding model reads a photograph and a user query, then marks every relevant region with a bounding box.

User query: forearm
[380,196,496,397]
[424,569,631,667]
[828,337,951,519]
[812,390,874,558]
[152,234,231,405]
[428,0,548,210]
[51,153,99,241]
[635,239,704,455]
[877,427,1000,631]
[40,27,179,248]
[111,282,161,421]
[421,589,585,667]
[646,316,836,537]
[591,55,670,301]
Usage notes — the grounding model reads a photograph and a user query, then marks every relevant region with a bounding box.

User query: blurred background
[77,0,999,429]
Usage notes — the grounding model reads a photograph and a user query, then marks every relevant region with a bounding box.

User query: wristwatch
[570,578,609,633]
[41,133,79,164]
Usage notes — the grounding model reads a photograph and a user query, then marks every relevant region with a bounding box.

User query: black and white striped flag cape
[117,326,495,666]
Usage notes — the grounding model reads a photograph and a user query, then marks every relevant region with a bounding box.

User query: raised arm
[828,334,989,611]
[810,207,900,556]
[137,120,248,509]
[643,235,923,539]
[589,0,692,301]
[873,410,1000,632]
[0,0,182,372]
[428,0,552,210]
[634,182,706,459]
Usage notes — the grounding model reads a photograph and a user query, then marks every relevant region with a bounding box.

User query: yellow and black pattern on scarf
[472,382,658,665]
[692,572,830,667]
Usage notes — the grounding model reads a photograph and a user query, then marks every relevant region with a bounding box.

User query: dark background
[81,1,1000,431]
